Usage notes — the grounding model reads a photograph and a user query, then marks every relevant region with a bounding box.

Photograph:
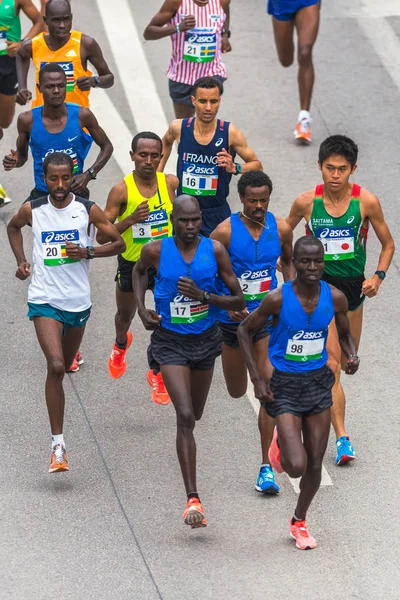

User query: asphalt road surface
[0,1,399,598]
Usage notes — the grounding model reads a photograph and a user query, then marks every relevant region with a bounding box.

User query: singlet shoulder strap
[219,119,224,130]
[30,196,48,210]
[314,184,324,198]
[351,183,361,198]
[156,172,170,201]
[31,31,45,53]
[186,117,194,128]
[75,196,94,214]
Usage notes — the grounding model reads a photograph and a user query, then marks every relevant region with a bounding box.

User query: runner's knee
[283,455,306,479]
[176,407,196,431]
[47,357,65,378]
[298,44,313,68]
[279,54,294,68]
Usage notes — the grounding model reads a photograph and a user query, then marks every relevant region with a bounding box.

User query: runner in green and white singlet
[286,135,395,466]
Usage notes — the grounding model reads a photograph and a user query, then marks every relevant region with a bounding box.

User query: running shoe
[108,331,133,379]
[146,370,171,405]
[66,349,84,373]
[268,426,284,474]
[294,119,312,143]
[255,465,280,494]
[183,498,207,529]
[335,436,356,465]
[49,444,69,473]
[0,184,12,207]
[289,518,317,550]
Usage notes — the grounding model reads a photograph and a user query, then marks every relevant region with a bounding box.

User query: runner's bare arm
[78,35,114,90]
[209,217,231,247]
[286,191,314,230]
[228,124,262,173]
[7,203,33,279]
[158,120,181,172]
[331,287,359,374]
[3,112,31,170]
[277,217,295,281]
[361,192,395,298]
[8,0,44,57]
[16,39,33,104]
[144,0,194,40]
[166,174,179,201]
[237,289,282,401]
[87,204,125,257]
[133,242,163,330]
[220,0,231,54]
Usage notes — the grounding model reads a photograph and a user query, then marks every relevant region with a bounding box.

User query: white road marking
[246,382,333,493]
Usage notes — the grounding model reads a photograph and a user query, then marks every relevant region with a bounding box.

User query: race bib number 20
[41,229,80,266]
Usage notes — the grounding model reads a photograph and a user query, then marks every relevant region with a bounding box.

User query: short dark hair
[43,152,74,176]
[237,171,273,197]
[293,235,323,259]
[192,76,223,97]
[39,62,66,85]
[319,135,358,167]
[46,0,71,17]
[131,131,162,153]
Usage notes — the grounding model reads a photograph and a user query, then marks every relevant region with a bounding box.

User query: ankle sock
[187,492,200,501]
[292,512,304,525]
[115,338,127,350]
[52,434,64,450]
[298,109,311,122]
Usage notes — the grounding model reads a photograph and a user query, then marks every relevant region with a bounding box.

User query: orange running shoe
[108,331,133,379]
[146,370,171,405]
[183,498,207,528]
[294,119,312,143]
[49,444,69,473]
[289,518,317,550]
[268,426,284,474]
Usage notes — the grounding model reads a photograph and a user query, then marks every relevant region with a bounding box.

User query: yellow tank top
[31,30,92,108]
[119,172,173,263]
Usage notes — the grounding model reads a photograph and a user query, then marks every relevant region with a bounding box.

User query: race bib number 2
[239,272,272,301]
[183,28,216,63]
[41,229,80,266]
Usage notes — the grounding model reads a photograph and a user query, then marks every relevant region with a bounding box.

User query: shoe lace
[294,521,310,538]
[53,444,65,464]
[155,373,167,394]
[112,347,125,367]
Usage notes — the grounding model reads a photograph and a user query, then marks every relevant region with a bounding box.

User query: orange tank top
[31,30,92,108]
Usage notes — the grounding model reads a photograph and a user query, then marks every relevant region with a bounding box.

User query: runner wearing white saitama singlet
[144,0,231,118]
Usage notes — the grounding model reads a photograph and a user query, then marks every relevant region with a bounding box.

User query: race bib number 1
[183,28,216,63]
[132,209,169,244]
[316,227,355,261]
[41,229,80,266]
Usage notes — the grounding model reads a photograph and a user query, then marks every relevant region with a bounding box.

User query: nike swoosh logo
[153,204,165,209]
[72,215,79,219]
[79,316,89,322]
[68,136,78,142]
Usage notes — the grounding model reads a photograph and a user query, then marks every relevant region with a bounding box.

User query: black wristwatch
[201,291,211,304]
[88,167,97,180]
[86,246,95,260]
[233,163,242,176]
[222,29,231,38]
[374,270,386,281]
[93,75,100,87]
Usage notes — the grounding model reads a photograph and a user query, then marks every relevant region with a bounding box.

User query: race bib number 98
[284,330,325,362]
[41,229,80,266]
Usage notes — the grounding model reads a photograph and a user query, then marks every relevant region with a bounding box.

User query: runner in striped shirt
[144,0,231,118]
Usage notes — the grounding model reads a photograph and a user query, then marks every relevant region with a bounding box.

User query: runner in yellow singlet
[96,132,179,404]
[16,0,113,108]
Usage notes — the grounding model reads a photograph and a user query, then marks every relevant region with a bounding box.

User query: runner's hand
[180,15,196,32]
[3,149,18,171]
[130,201,150,225]
[216,149,235,173]
[177,277,203,301]
[228,308,249,322]
[138,308,162,330]
[75,76,96,91]
[6,40,22,57]
[16,261,31,280]
[65,242,86,260]
[362,275,382,298]
[254,378,273,403]
[345,355,360,375]
[16,89,32,106]
[221,35,232,54]
[71,172,91,195]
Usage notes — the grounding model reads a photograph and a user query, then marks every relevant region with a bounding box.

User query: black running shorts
[264,365,335,419]
[218,320,271,349]
[322,273,365,312]
[169,75,226,107]
[0,56,18,96]
[114,255,156,294]
[148,324,223,371]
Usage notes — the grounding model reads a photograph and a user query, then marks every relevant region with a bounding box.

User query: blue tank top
[155,236,219,334]
[269,281,334,372]
[177,118,232,211]
[218,212,281,324]
[30,103,93,192]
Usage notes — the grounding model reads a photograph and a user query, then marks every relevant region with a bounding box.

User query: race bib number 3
[239,275,272,301]
[284,332,325,362]
[170,296,209,324]
[40,61,75,91]
[183,28,216,63]
[0,29,8,56]
[316,227,355,261]
[182,162,218,196]
[132,209,169,244]
[41,229,80,266]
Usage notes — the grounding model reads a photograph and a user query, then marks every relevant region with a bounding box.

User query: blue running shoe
[335,436,356,465]
[255,465,280,494]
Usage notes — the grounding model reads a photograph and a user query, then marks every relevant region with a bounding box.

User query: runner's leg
[276,413,306,477]
[173,102,195,119]
[254,337,275,462]
[271,18,295,67]
[294,2,320,111]
[115,284,136,345]
[0,93,16,129]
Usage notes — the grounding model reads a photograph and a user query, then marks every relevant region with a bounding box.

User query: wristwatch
[88,167,97,180]
[201,291,211,304]
[234,163,243,176]
[222,29,231,38]
[374,270,386,281]
[86,246,95,260]
[93,75,100,87]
